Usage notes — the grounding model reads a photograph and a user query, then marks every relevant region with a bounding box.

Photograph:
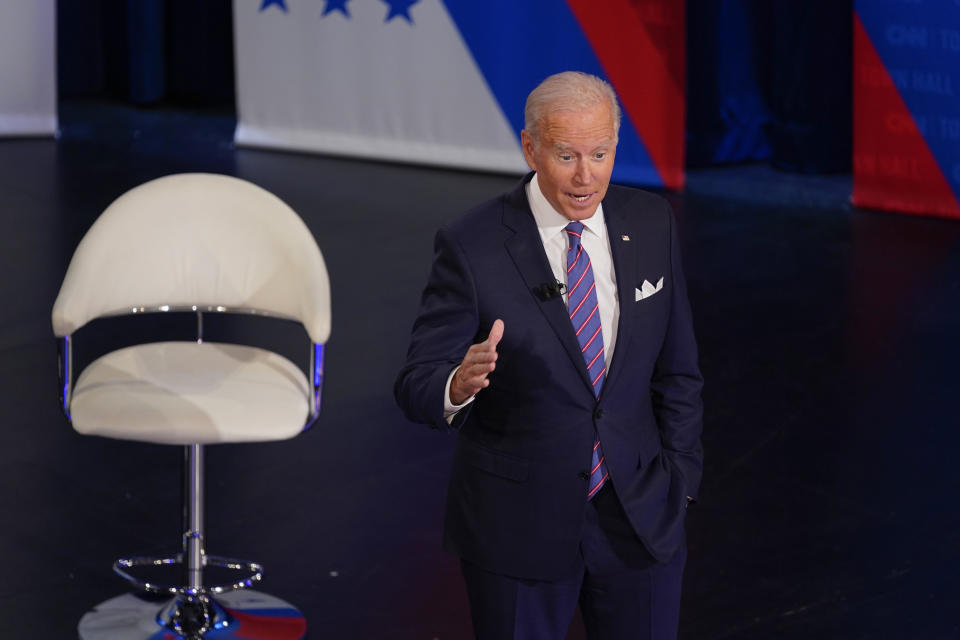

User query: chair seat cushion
[70,341,310,445]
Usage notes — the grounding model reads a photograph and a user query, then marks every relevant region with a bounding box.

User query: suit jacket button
[578,471,589,481]
[594,408,604,420]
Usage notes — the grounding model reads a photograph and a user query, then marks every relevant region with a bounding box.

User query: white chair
[52,173,330,640]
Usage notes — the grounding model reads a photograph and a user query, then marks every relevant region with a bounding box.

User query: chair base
[78,589,306,640]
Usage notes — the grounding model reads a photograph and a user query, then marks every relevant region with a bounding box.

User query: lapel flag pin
[621,234,631,241]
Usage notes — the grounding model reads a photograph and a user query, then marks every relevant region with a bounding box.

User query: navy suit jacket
[395,173,703,582]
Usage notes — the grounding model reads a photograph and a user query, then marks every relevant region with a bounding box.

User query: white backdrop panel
[0,1,57,137]
[233,0,526,174]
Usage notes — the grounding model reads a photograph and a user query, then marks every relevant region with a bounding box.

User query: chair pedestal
[77,445,305,639]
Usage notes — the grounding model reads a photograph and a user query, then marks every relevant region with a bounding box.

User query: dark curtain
[57,0,235,107]
[687,1,852,173]
[686,0,772,167]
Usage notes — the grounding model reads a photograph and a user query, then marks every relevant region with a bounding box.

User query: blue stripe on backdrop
[856,4,960,206]
[441,0,663,187]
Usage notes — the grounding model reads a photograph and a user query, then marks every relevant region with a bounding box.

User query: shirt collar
[526,173,605,240]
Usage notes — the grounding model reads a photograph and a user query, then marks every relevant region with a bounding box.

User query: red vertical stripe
[566,0,686,190]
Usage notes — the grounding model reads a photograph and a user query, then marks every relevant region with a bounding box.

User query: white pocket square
[635,277,664,301]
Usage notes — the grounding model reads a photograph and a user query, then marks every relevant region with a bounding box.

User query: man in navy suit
[395,71,703,640]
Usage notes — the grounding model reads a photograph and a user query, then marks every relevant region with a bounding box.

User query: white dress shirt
[444,173,621,417]
[525,173,620,365]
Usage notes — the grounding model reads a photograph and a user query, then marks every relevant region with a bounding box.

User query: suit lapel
[602,194,638,396]
[502,175,597,394]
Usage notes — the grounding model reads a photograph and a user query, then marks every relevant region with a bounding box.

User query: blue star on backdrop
[382,0,419,24]
[260,0,288,12]
[322,0,351,18]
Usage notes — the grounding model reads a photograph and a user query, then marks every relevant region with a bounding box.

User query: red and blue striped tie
[565,221,609,499]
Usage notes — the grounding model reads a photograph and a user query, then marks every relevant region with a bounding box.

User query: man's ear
[520,130,537,171]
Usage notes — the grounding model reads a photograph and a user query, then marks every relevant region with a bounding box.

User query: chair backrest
[51,173,331,343]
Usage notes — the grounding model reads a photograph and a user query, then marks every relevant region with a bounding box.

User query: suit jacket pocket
[637,430,662,470]
[459,439,529,482]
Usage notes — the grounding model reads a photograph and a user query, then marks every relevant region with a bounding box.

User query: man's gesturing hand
[450,319,504,405]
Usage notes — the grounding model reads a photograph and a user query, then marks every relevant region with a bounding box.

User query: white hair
[524,71,622,143]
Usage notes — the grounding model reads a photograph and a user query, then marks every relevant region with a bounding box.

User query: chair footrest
[113,553,264,595]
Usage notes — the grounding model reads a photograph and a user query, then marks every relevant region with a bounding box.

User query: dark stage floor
[1,101,958,639]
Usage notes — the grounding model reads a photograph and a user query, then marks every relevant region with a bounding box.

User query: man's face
[521,100,617,221]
